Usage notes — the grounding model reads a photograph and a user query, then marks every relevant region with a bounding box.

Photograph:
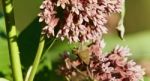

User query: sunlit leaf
[0,78,9,81]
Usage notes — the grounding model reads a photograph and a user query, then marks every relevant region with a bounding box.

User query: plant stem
[2,0,23,81]
[27,35,45,81]
[41,38,57,60]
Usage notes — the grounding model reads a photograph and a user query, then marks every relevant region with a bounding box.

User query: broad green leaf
[17,18,41,70]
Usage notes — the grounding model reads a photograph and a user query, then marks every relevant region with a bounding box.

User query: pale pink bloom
[126,60,145,81]
[102,62,114,73]
[57,0,70,9]
[108,53,120,60]
[97,73,111,81]
[109,77,121,81]
[114,45,131,57]
[115,57,127,67]
[71,0,84,15]
[66,13,73,26]
[89,0,98,4]
[59,43,145,81]
[39,0,125,42]
[39,9,56,24]
[40,0,52,9]
[89,40,105,56]
[42,16,59,37]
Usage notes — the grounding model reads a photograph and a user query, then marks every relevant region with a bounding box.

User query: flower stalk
[2,0,23,81]
[27,35,45,81]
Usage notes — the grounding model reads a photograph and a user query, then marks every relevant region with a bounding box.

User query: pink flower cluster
[59,41,145,81]
[39,0,123,42]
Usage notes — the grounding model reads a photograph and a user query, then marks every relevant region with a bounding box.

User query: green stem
[2,0,23,81]
[41,38,56,60]
[27,35,45,81]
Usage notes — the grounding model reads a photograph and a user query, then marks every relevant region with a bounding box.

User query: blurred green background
[0,0,150,81]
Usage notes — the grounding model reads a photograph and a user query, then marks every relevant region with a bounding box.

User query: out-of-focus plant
[1,0,145,81]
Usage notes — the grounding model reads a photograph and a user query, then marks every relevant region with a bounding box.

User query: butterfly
[73,45,90,65]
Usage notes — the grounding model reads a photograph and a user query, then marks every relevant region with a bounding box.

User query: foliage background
[0,0,150,81]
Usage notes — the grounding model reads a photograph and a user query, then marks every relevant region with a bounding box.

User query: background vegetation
[0,0,150,81]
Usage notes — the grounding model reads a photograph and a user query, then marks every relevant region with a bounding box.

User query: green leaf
[17,18,41,70]
[17,17,69,81]
[0,78,9,81]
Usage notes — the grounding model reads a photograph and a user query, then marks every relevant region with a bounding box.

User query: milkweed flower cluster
[39,0,124,42]
[59,41,145,81]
